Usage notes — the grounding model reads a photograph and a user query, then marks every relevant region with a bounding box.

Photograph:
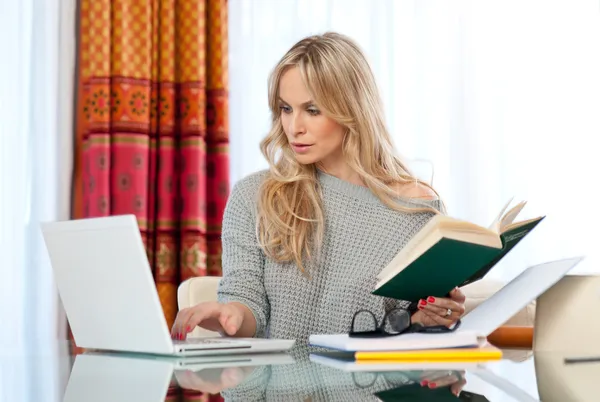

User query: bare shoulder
[393,181,438,200]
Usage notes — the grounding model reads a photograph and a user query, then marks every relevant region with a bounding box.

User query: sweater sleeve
[217,176,270,338]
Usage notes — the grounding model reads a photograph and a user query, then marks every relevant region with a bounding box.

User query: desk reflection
[62,352,295,402]
[61,347,514,402]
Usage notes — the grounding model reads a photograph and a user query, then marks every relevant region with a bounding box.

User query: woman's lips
[292,144,313,154]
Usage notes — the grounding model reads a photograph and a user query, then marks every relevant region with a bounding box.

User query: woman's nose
[289,113,306,135]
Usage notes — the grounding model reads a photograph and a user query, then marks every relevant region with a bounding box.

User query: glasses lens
[352,372,377,388]
[383,371,415,387]
[352,310,378,333]
[383,309,411,334]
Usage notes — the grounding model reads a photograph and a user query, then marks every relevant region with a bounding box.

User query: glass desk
[1,342,598,401]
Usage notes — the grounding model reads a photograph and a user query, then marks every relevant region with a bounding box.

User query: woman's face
[278,67,346,167]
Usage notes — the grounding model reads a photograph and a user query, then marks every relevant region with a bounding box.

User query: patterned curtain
[72,1,229,400]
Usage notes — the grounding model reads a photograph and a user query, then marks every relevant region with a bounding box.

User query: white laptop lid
[460,256,584,336]
[41,215,175,355]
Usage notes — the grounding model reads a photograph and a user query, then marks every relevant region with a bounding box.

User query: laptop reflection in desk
[63,352,295,402]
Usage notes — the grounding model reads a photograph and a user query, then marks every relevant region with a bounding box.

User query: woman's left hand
[418,370,467,397]
[411,287,466,327]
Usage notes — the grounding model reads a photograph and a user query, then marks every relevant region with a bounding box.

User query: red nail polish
[420,380,429,386]
[186,326,191,332]
[427,296,435,303]
[419,299,427,306]
[429,382,437,388]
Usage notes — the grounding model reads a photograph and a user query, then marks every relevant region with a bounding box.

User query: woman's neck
[315,160,365,188]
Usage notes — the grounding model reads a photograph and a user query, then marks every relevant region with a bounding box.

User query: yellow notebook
[355,344,502,362]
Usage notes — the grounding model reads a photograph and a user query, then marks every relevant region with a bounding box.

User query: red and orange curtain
[72,1,229,398]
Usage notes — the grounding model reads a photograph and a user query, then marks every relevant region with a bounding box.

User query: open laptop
[40,214,295,356]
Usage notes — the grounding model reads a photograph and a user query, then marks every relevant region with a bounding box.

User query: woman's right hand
[171,301,245,340]
[174,366,256,395]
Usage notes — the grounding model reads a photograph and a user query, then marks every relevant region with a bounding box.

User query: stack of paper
[309,330,482,353]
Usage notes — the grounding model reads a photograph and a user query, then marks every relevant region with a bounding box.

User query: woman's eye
[279,105,292,114]
[307,107,320,116]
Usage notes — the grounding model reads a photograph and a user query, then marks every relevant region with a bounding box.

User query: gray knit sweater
[217,170,442,342]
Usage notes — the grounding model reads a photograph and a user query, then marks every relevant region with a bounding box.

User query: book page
[500,216,543,234]
[377,216,499,283]
[442,229,502,249]
[499,200,527,232]
[488,197,514,232]
[438,219,495,236]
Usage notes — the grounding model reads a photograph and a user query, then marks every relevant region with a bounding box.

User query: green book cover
[458,217,544,286]
[372,216,544,303]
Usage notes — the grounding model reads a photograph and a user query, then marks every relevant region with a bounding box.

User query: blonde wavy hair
[257,32,441,272]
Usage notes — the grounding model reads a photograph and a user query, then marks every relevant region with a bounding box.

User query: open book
[373,198,545,302]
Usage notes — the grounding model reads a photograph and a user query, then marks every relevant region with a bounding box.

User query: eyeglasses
[349,308,461,338]
[352,370,415,389]
[352,369,464,389]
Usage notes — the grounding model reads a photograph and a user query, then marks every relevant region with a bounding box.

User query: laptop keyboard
[173,338,235,345]
[173,337,253,351]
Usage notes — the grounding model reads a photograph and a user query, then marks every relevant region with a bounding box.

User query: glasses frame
[349,308,462,338]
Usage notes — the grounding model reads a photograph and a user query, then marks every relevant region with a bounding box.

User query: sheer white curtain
[0,0,75,400]
[229,0,600,281]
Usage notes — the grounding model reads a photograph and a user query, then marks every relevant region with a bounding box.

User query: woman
[171,32,466,342]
